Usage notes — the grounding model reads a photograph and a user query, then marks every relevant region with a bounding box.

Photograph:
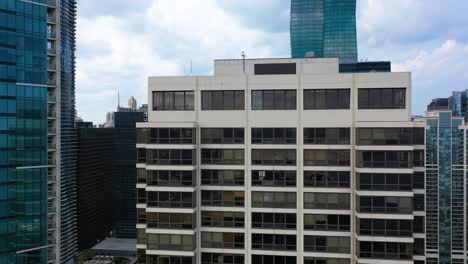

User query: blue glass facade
[290,0,358,62]
[424,111,465,264]
[58,0,78,262]
[0,0,48,263]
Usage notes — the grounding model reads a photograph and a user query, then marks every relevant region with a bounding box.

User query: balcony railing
[48,128,56,134]
[47,16,56,23]
[47,62,56,71]
[47,31,56,39]
[47,47,56,55]
[47,112,56,119]
[46,0,57,7]
[48,96,56,103]
[47,143,56,150]
[47,78,56,86]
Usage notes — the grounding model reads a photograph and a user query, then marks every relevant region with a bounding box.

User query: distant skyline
[76,0,468,124]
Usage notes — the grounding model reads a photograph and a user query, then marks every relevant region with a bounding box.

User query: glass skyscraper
[290,0,358,63]
[416,112,466,264]
[0,0,77,263]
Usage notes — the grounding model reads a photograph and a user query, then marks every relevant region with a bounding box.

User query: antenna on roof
[117,89,120,110]
[242,51,246,73]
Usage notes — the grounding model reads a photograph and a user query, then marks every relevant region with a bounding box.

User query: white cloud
[76,0,288,124]
[393,40,468,113]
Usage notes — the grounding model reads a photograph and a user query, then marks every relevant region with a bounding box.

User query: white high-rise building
[136,58,426,264]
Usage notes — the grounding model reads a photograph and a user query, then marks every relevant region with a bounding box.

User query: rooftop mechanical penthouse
[136,58,426,264]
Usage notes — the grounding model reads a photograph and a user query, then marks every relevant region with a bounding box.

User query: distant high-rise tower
[0,0,77,263]
[128,96,137,110]
[290,0,358,63]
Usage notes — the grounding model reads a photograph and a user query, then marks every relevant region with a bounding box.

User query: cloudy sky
[76,0,468,124]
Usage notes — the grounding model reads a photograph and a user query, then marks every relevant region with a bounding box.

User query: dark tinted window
[201,90,245,110]
[252,128,296,144]
[251,149,296,166]
[304,89,350,109]
[254,63,296,75]
[304,128,350,144]
[201,128,244,144]
[153,91,194,111]
[251,90,297,110]
[358,88,406,109]
[304,150,350,166]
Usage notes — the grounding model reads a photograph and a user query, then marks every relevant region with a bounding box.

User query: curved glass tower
[290,0,358,63]
[0,0,77,263]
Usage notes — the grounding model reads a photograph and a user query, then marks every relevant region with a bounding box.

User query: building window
[357,173,412,191]
[201,170,244,186]
[254,63,296,75]
[202,253,244,264]
[146,256,194,264]
[137,189,146,204]
[137,128,195,144]
[153,91,194,111]
[304,128,350,144]
[413,194,425,211]
[147,192,195,208]
[252,192,296,208]
[146,149,195,165]
[201,149,244,165]
[413,172,424,189]
[304,171,350,188]
[414,238,425,256]
[201,90,245,110]
[201,211,244,228]
[356,151,412,168]
[137,208,146,224]
[358,88,406,109]
[304,89,350,109]
[137,168,146,184]
[304,214,350,231]
[252,256,296,264]
[251,90,297,110]
[252,213,296,229]
[251,149,296,166]
[304,150,350,166]
[201,128,244,144]
[137,148,146,163]
[304,258,350,264]
[146,212,195,229]
[358,218,412,237]
[304,236,350,254]
[201,191,244,207]
[413,216,425,233]
[413,150,425,167]
[252,128,296,144]
[252,234,296,251]
[304,193,350,210]
[358,196,412,214]
[147,170,195,187]
[252,170,296,187]
[147,234,195,251]
[357,128,422,145]
[358,241,412,260]
[201,232,244,249]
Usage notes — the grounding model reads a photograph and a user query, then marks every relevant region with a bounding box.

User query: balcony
[48,128,56,135]
[47,78,56,86]
[47,96,56,103]
[47,62,56,72]
[47,15,56,24]
[48,158,56,166]
[48,190,56,198]
[47,112,56,119]
[47,47,56,55]
[46,0,57,8]
[47,143,56,151]
[47,31,56,39]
